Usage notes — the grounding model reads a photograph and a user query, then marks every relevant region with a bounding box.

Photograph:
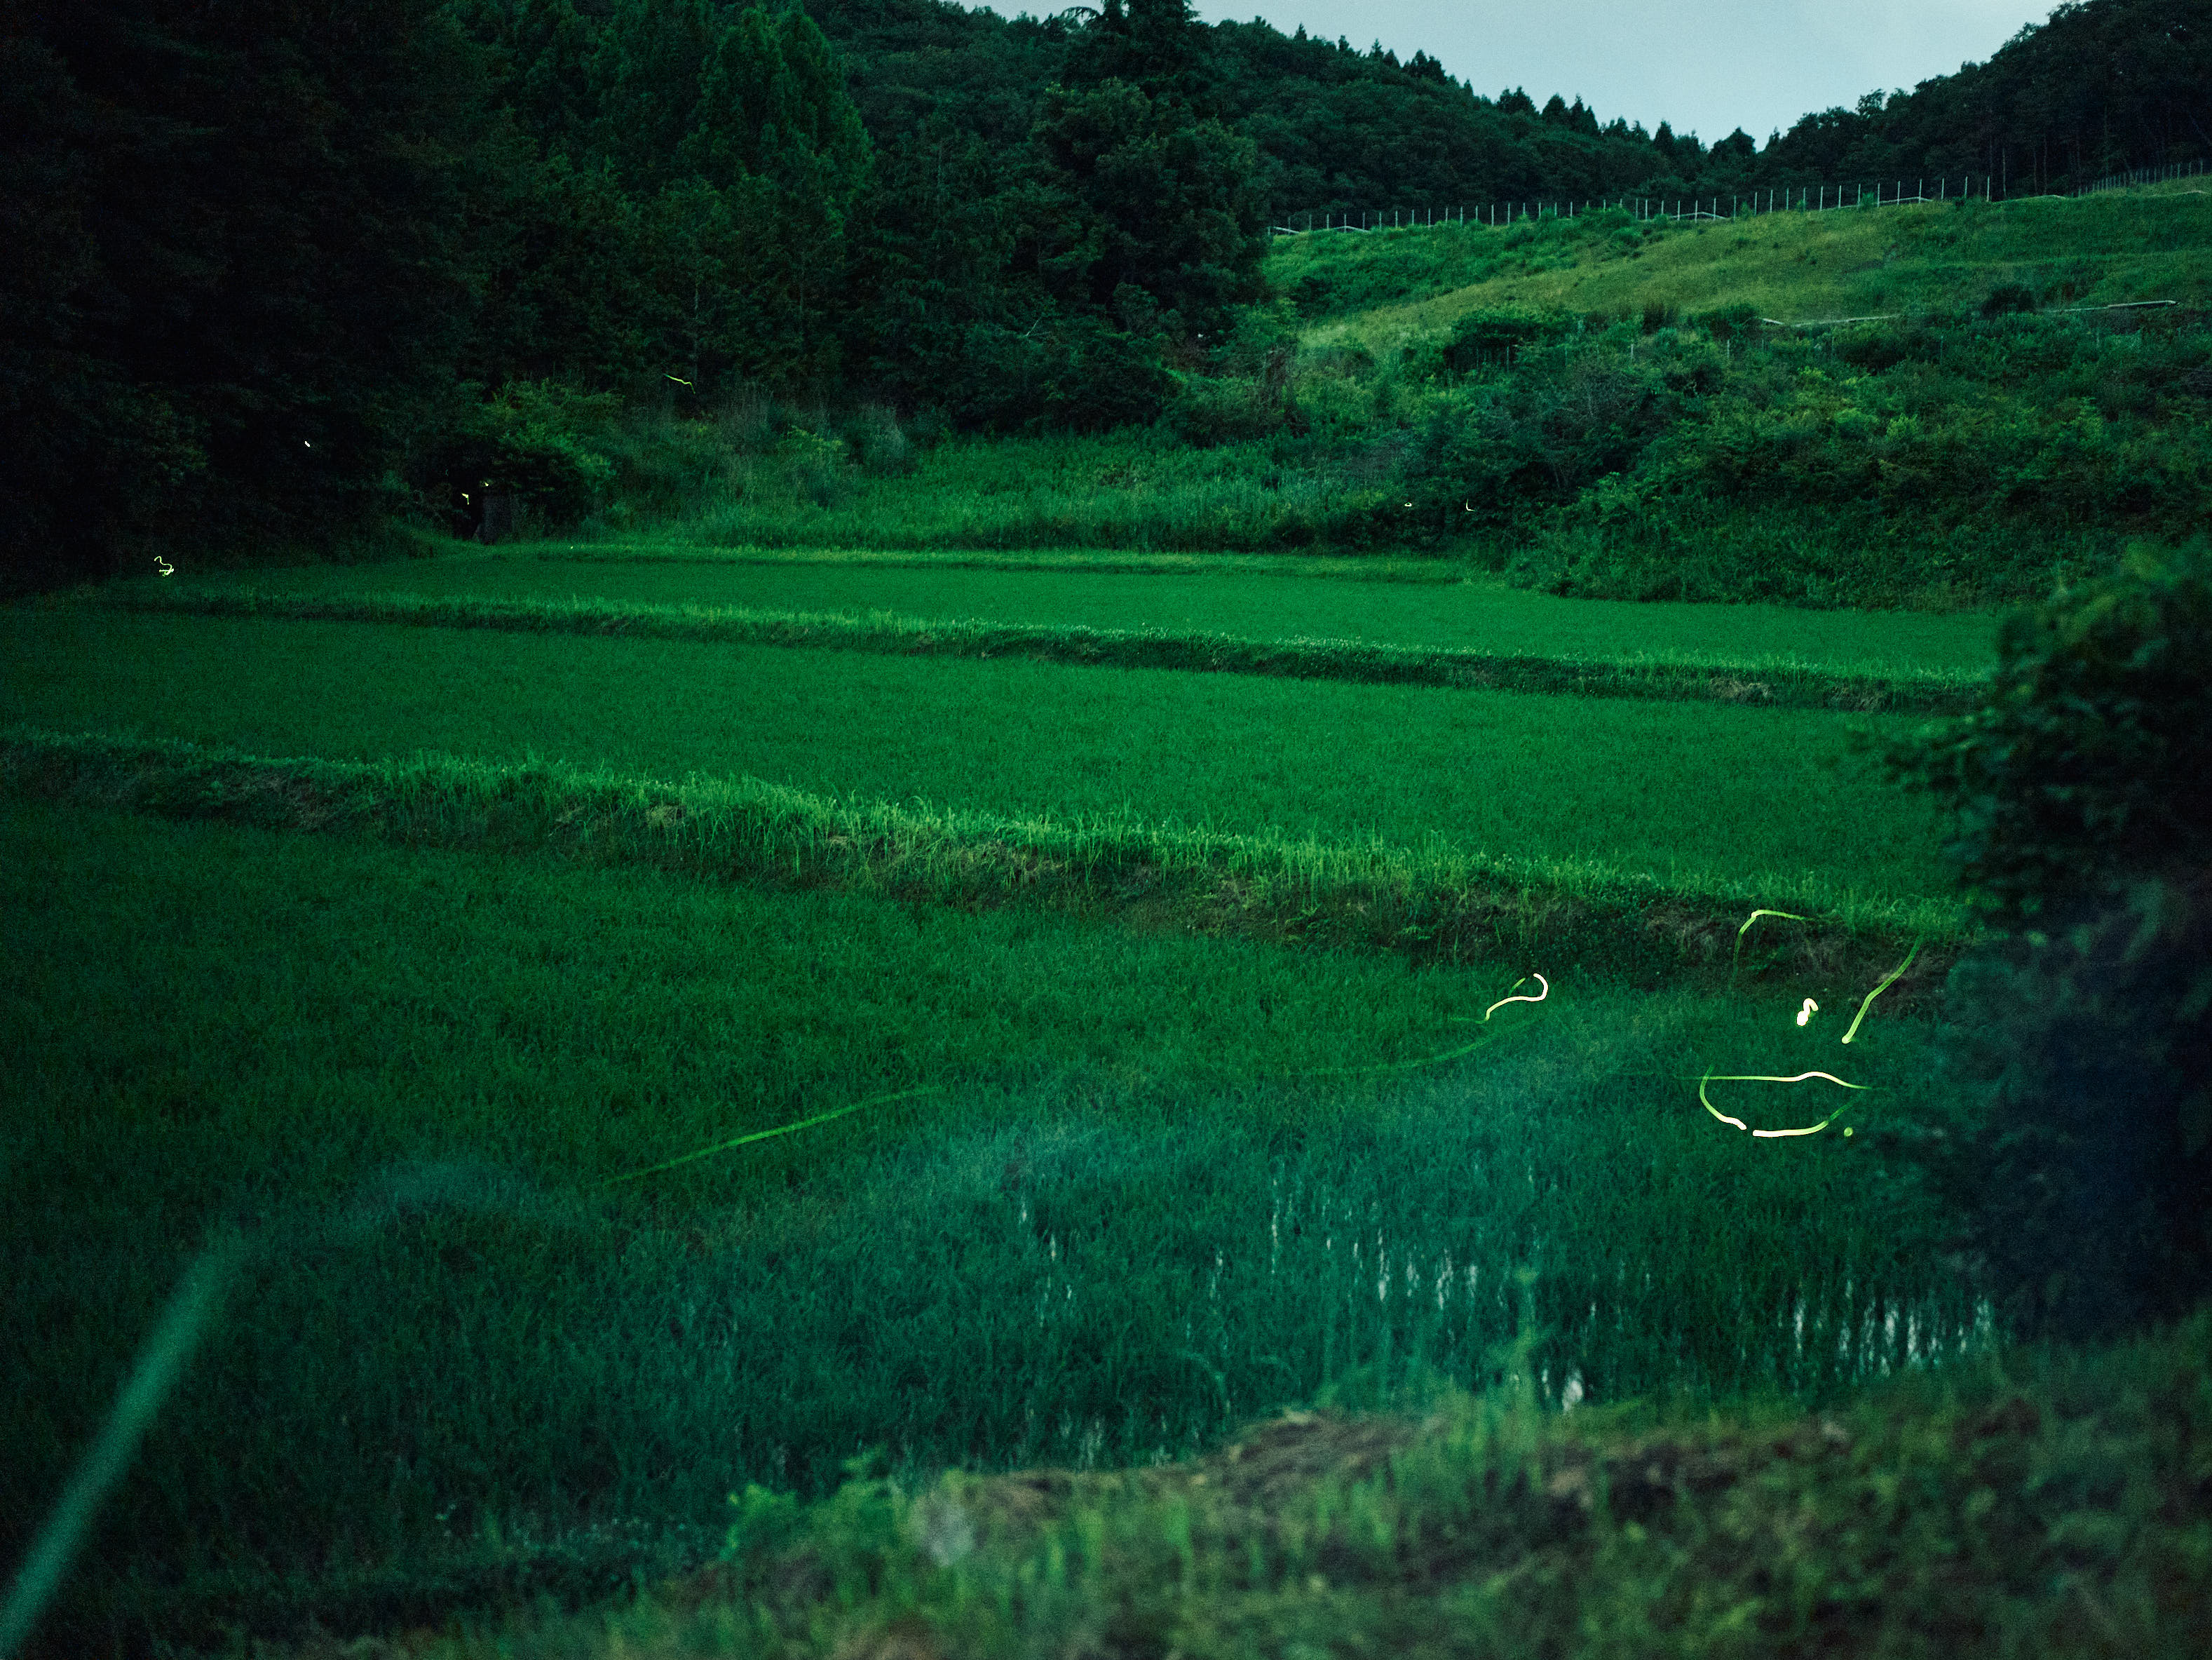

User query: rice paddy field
[4,541,2204,1659]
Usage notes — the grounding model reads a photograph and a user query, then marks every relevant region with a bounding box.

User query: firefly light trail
[1840,939,1921,1044]
[1699,1070,1872,1138]
[1294,973,1548,1078]
[1702,914,1929,1140]
[1728,908,1808,989]
[599,1084,942,1187]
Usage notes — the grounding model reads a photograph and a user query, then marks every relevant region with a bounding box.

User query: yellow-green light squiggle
[599,1085,942,1188]
[1840,940,1921,1044]
[1699,1070,1871,1138]
[1293,973,1548,1079]
[1729,909,1809,989]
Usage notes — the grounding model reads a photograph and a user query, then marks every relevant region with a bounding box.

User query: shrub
[1864,539,2212,1349]
[1437,308,1575,374]
[1690,304,1763,344]
[1864,872,2211,1349]
[428,382,619,537]
[1878,538,2212,926]
[944,316,1173,433]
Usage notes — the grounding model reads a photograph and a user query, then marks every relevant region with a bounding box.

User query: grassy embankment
[1,586,1975,957]
[143,549,2004,685]
[1290,184,2212,345]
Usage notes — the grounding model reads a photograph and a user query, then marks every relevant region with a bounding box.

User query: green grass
[301,1303,2212,1660]
[0,798,1997,1655]
[93,585,1993,717]
[1290,193,2212,358]
[0,607,1958,917]
[0,728,1967,994]
[514,544,1468,579]
[156,551,2007,681]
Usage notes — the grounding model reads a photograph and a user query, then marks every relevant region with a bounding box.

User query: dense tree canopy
[1757,0,2209,193]
[1,0,493,588]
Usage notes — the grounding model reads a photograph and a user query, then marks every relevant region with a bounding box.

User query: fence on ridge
[1273,161,2207,237]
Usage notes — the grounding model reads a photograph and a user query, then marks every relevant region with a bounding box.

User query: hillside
[504,182,2211,618]
[11,0,2208,593]
[1279,187,2212,343]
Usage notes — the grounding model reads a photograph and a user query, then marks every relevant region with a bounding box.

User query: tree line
[3,0,2202,591]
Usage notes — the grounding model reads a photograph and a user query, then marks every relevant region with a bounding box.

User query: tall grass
[0,608,1962,912]
[371,1302,2212,1660]
[0,799,1992,1654]
[588,424,1389,553]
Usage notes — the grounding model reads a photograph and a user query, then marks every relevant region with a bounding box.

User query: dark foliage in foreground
[1868,541,2212,1349]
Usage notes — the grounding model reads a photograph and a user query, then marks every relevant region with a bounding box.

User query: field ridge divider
[95,586,1990,714]
[0,724,1975,994]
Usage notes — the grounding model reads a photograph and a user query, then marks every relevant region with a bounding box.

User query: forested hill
[3,0,2205,595]
[804,0,2210,212]
[803,0,1739,212]
[1759,0,2210,196]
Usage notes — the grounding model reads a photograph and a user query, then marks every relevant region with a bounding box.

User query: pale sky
[988,2,2062,152]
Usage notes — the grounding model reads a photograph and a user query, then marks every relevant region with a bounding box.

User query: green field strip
[0,608,1959,915]
[97,586,1991,714]
[524,542,1474,582]
[159,550,2007,677]
[3,789,2007,1653]
[0,727,1974,992]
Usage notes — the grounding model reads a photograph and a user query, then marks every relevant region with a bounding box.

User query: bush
[1864,873,2212,1349]
[428,382,619,538]
[1690,304,1763,344]
[1878,539,2212,926]
[944,316,1173,433]
[1405,343,1688,530]
[1863,539,2212,1349]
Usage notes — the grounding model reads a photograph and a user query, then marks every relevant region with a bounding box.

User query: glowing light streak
[1840,938,1920,1044]
[1482,973,1549,1021]
[1797,998,1818,1027]
[666,374,693,386]
[153,557,173,577]
[1730,909,1810,987]
[1296,974,1547,1078]
[598,1085,942,1187]
[1699,1070,1870,1138]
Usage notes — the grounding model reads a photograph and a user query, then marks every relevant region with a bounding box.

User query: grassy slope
[0,606,1955,915]
[1291,190,2212,356]
[547,187,2212,562]
[273,1305,2212,1660]
[160,551,2004,678]
[1,802,1991,1655]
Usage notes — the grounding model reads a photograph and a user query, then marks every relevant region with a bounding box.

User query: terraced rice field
[0,546,2011,1653]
